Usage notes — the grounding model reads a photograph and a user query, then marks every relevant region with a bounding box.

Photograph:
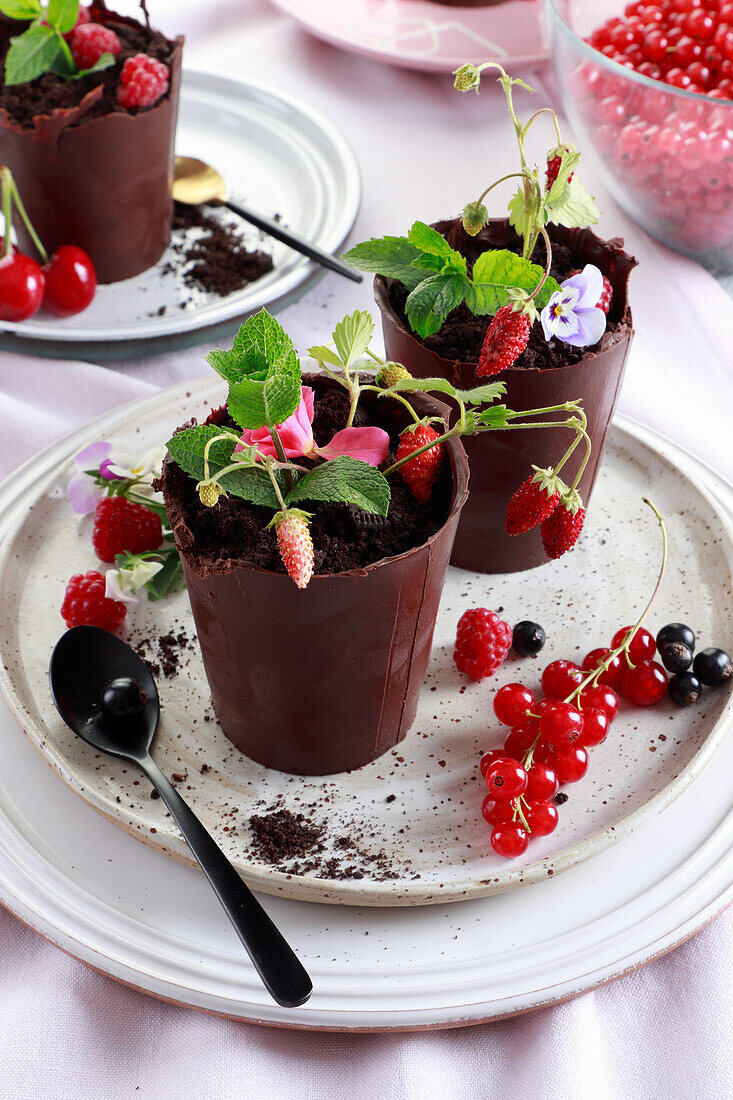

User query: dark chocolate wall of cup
[160,385,469,777]
[376,218,637,574]
[0,27,183,284]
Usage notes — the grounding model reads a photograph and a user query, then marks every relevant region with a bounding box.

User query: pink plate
[269,0,549,74]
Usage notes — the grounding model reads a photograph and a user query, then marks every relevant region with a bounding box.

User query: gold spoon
[173,156,362,283]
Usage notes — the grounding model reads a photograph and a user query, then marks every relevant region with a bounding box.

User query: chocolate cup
[0,11,183,284]
[376,217,637,574]
[160,380,470,777]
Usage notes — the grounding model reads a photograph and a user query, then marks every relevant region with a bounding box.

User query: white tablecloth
[0,2,732,1096]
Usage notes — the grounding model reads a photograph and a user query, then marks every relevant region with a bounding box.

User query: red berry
[541,659,584,698]
[42,245,96,317]
[524,800,559,837]
[622,660,668,705]
[275,510,314,589]
[477,305,531,376]
[0,252,44,321]
[480,749,507,777]
[70,22,121,69]
[577,706,610,747]
[505,469,561,535]
[63,5,91,40]
[396,423,444,504]
[482,795,515,826]
[547,743,589,784]
[486,757,528,798]
[546,144,575,189]
[454,608,512,680]
[504,723,541,759]
[579,683,620,721]
[117,53,170,110]
[61,571,127,631]
[582,647,625,689]
[493,683,535,726]
[92,496,163,563]
[526,762,559,801]
[540,493,586,559]
[491,822,529,858]
[540,700,585,745]
[611,625,657,664]
[597,275,613,314]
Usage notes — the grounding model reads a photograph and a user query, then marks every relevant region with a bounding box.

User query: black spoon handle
[137,754,312,1009]
[222,199,363,283]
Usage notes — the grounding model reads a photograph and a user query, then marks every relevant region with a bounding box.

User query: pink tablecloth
[0,2,732,1096]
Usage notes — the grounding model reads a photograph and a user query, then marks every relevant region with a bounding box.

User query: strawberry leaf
[332,310,374,368]
[387,376,457,398]
[405,272,469,338]
[455,381,507,404]
[286,456,391,516]
[545,177,600,229]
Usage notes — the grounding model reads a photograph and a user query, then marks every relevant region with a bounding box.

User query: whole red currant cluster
[571,0,733,257]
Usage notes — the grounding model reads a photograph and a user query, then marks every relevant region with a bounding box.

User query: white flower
[105,559,164,607]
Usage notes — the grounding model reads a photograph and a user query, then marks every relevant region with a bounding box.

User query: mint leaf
[66,52,116,79]
[342,237,426,292]
[332,310,374,368]
[47,0,78,33]
[227,355,301,431]
[206,309,298,385]
[467,249,560,314]
[546,177,600,230]
[286,456,390,516]
[217,466,281,509]
[0,0,42,19]
[407,221,454,259]
[166,425,282,509]
[405,272,468,338]
[5,23,64,84]
[145,553,182,601]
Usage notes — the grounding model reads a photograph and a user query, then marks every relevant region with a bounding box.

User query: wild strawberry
[540,490,585,559]
[198,481,223,508]
[597,275,613,315]
[274,510,314,589]
[61,571,127,631]
[454,608,512,681]
[92,497,163,563]
[70,23,121,69]
[117,54,170,110]
[376,362,412,389]
[546,144,576,190]
[505,468,563,536]
[396,422,444,503]
[477,305,531,376]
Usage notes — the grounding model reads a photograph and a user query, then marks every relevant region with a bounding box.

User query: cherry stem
[5,170,48,264]
[268,427,295,492]
[564,498,668,706]
[1,169,12,260]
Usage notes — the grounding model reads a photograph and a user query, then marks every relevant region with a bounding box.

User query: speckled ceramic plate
[0,377,732,909]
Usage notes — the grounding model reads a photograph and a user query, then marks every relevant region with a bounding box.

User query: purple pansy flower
[540,265,607,349]
[67,441,111,515]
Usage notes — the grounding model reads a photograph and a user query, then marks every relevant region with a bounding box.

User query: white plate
[269,0,548,75]
[0,70,361,359]
[0,417,729,1028]
[0,377,732,911]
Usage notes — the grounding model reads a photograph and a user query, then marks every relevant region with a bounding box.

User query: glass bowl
[544,0,733,270]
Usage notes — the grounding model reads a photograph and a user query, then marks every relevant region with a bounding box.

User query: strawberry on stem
[477,305,531,377]
[395,422,445,504]
[273,509,314,589]
[540,489,585,559]
[505,467,564,535]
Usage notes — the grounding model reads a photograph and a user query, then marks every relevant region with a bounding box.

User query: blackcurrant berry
[656,622,695,653]
[668,671,702,707]
[660,641,693,673]
[512,620,546,657]
[693,647,732,688]
[555,791,569,805]
[101,676,147,719]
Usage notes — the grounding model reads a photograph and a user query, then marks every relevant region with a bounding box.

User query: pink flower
[236,387,389,467]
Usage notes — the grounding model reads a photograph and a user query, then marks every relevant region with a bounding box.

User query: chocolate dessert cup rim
[163,382,470,583]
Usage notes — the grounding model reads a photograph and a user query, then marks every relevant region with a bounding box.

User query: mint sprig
[0,0,111,85]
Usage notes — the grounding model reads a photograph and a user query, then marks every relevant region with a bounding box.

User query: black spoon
[49,625,313,1009]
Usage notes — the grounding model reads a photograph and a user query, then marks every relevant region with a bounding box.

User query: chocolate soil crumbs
[162,376,453,577]
[133,626,194,679]
[163,203,273,302]
[388,231,625,370]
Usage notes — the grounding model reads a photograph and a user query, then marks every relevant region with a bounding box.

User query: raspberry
[540,491,586,559]
[545,145,576,190]
[62,4,91,40]
[274,510,314,589]
[453,608,512,681]
[70,23,121,70]
[61,571,127,631]
[117,54,170,110]
[477,306,531,376]
[395,422,444,504]
[597,275,613,314]
[92,497,163,563]
[505,469,562,536]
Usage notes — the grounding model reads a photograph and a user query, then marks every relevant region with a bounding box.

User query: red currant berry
[493,683,535,727]
[525,761,559,801]
[622,660,668,705]
[539,700,585,746]
[486,758,528,798]
[479,749,506,777]
[541,660,584,698]
[0,251,45,321]
[578,683,620,721]
[491,823,529,859]
[547,744,589,784]
[504,724,540,760]
[611,625,657,664]
[42,245,97,317]
[524,800,559,837]
[582,647,625,688]
[482,794,515,826]
[577,706,610,747]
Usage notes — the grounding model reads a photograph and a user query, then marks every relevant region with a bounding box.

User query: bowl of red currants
[544,0,733,269]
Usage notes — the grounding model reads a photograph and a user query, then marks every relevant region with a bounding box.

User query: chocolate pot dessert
[376,218,637,574]
[0,4,183,283]
[159,375,469,777]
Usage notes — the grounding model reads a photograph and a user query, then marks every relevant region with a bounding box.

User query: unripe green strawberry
[462,200,488,237]
[376,362,412,389]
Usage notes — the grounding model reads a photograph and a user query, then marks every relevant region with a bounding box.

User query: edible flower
[540,265,607,349]
[67,439,166,515]
[236,387,390,467]
[105,557,163,606]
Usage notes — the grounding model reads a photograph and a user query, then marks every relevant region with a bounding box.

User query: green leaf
[467,249,560,315]
[205,309,298,385]
[545,149,581,209]
[454,381,507,405]
[286,456,391,516]
[166,425,240,483]
[405,272,468,339]
[476,405,511,428]
[342,237,427,292]
[145,553,182,601]
[388,375,457,399]
[332,310,374,368]
[545,177,600,230]
[67,52,116,80]
[407,221,454,259]
[47,0,78,33]
[0,0,42,19]
[5,23,64,85]
[307,343,343,368]
[508,188,530,238]
[217,466,281,509]
[227,354,301,431]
